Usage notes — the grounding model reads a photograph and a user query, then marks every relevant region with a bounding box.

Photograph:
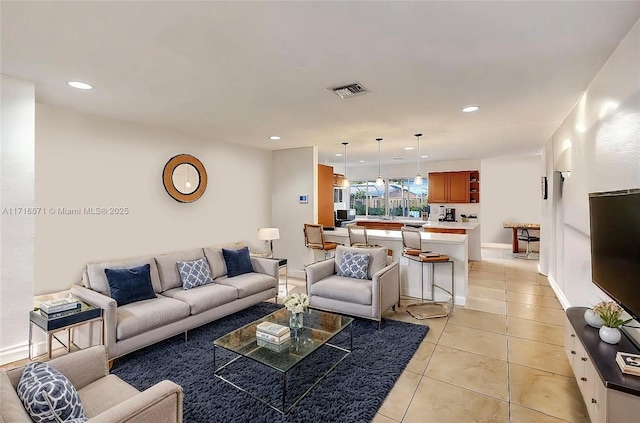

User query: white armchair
[305,245,399,329]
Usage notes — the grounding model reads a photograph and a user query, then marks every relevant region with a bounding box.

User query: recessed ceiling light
[462,105,480,113]
[404,147,414,150]
[269,135,281,140]
[68,81,92,90]
[392,157,404,161]
[335,153,343,157]
[421,155,429,158]
[359,160,366,163]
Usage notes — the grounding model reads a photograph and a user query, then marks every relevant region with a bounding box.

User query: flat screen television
[588,189,640,324]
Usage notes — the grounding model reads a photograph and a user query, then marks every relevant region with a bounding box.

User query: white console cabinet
[565,308,640,423]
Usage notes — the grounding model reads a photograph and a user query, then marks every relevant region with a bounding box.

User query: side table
[29,300,103,360]
[270,257,288,300]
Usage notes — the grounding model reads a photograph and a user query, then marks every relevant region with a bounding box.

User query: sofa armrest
[371,262,400,320]
[47,345,109,390]
[250,257,279,282]
[87,380,183,423]
[305,259,335,293]
[70,284,117,359]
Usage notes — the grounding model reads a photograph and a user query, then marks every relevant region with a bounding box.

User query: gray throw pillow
[337,252,371,280]
[17,362,86,423]
[178,257,214,290]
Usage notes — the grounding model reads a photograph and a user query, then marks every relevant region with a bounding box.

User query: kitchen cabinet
[565,307,640,423]
[428,171,478,203]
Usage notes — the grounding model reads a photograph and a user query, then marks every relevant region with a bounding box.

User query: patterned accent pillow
[178,257,214,290]
[17,362,87,423]
[337,252,371,280]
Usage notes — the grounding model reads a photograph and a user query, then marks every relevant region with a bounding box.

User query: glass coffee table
[213,308,353,414]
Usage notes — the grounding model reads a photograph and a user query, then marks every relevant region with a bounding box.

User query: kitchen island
[422,220,481,261]
[323,228,469,305]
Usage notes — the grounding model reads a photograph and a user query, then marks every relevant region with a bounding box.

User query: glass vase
[289,312,303,331]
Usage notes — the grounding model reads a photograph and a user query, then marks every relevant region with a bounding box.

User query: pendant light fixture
[413,133,423,185]
[375,138,384,187]
[342,142,350,188]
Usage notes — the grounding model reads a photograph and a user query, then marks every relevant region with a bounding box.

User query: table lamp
[258,227,280,258]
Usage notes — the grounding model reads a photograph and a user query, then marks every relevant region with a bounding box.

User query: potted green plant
[593,301,632,344]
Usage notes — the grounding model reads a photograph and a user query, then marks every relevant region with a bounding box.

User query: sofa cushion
[203,242,247,280]
[163,283,238,315]
[216,272,277,299]
[222,246,254,277]
[77,375,139,418]
[335,246,387,280]
[178,257,213,290]
[86,257,162,296]
[17,362,87,423]
[105,264,157,306]
[116,296,190,341]
[336,252,370,280]
[155,249,205,292]
[310,276,372,305]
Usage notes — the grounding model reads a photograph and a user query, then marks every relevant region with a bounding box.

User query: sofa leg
[184,331,188,343]
[378,319,382,330]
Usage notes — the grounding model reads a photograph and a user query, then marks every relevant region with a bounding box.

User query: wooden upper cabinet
[448,172,470,203]
[428,172,448,203]
[428,171,477,203]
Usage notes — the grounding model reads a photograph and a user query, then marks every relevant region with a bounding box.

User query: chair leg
[378,319,382,331]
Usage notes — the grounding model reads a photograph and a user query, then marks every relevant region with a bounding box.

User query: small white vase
[599,326,621,344]
[584,308,604,328]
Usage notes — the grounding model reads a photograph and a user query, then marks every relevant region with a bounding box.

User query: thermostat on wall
[299,195,308,203]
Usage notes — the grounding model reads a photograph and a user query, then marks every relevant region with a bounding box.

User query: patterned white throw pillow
[337,252,371,280]
[178,257,214,290]
[17,362,86,423]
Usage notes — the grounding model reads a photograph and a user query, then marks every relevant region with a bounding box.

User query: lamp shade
[258,227,280,241]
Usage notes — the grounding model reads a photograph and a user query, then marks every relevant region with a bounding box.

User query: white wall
[0,75,35,365]
[35,104,273,295]
[543,20,640,342]
[480,155,542,245]
[272,147,317,278]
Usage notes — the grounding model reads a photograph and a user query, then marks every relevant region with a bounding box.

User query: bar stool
[403,252,455,319]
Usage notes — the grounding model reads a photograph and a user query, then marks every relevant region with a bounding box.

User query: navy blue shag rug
[111,303,428,423]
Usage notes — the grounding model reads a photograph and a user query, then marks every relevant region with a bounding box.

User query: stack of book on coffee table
[256,322,290,352]
[616,351,640,376]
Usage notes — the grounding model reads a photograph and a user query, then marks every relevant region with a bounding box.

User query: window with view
[349,178,429,218]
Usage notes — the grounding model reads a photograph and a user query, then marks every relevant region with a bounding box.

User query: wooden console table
[503,222,540,253]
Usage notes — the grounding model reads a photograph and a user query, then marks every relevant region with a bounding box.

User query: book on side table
[40,298,80,314]
[616,352,640,376]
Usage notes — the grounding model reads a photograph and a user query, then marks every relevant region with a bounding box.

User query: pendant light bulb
[375,138,384,187]
[342,142,350,188]
[413,133,423,185]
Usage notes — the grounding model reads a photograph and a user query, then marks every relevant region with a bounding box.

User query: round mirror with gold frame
[163,154,208,203]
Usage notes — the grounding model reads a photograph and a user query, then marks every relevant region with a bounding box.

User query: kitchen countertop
[325,227,468,245]
[422,220,480,230]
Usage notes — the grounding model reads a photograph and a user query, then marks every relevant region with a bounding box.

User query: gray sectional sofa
[71,242,278,360]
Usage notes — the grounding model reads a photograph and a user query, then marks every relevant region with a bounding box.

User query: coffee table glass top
[214,308,353,373]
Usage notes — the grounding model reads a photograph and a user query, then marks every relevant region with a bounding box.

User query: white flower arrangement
[284,293,309,314]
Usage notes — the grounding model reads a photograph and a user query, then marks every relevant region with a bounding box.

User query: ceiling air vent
[328,82,368,99]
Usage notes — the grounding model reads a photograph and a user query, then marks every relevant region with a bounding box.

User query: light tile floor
[372,248,590,423]
[3,249,589,423]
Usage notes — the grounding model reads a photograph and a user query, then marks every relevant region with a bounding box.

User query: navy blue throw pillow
[105,264,157,306]
[222,246,254,277]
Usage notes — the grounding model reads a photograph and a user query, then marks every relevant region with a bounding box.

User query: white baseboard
[481,242,511,250]
[547,275,570,310]
[0,342,29,366]
[289,269,305,280]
